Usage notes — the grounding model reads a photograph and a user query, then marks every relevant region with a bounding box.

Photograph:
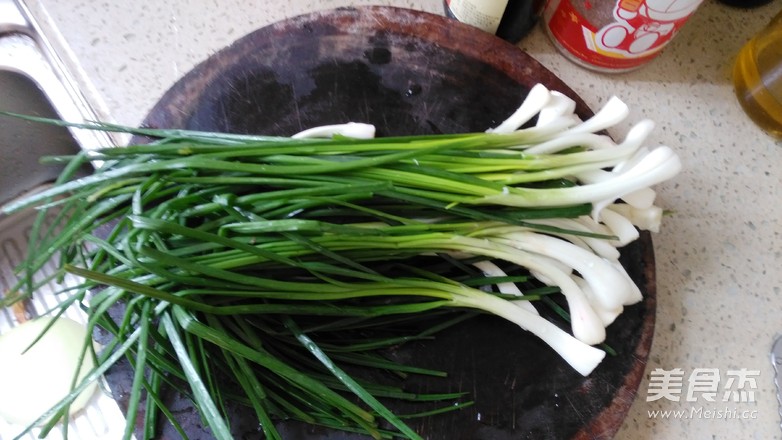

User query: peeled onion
[0,317,98,426]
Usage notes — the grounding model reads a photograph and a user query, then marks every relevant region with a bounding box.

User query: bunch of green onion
[0,83,681,440]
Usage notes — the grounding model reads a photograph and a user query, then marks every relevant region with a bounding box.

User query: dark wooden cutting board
[107,6,656,439]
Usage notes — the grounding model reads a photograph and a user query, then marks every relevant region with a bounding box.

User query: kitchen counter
[22,0,782,438]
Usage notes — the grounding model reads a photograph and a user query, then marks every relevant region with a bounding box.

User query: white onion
[0,317,98,426]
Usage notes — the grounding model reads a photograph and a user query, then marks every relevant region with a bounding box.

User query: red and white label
[546,0,704,70]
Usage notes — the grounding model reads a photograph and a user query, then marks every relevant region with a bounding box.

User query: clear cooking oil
[733,15,782,138]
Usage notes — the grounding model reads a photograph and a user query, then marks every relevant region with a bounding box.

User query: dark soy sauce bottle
[717,0,772,7]
[444,0,545,43]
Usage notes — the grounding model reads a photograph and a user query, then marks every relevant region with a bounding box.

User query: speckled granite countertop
[23,0,782,438]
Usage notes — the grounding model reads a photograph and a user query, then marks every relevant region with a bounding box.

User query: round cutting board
[112,6,656,439]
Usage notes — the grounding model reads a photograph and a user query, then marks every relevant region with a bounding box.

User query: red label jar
[543,0,705,72]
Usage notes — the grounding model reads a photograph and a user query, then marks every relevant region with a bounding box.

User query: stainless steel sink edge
[0,0,118,152]
[0,1,129,438]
